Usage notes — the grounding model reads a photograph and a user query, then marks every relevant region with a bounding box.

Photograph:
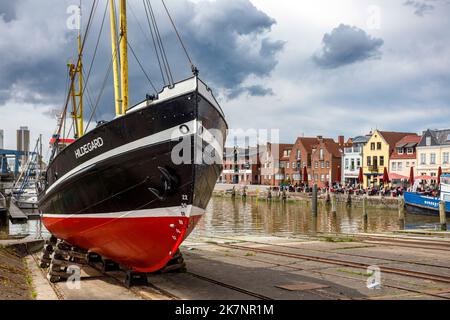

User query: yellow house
[362,130,416,187]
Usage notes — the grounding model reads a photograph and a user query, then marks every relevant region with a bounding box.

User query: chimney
[317,135,323,142]
[338,136,345,146]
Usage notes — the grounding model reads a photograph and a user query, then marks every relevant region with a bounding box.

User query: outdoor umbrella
[358,167,364,184]
[409,166,415,185]
[303,166,308,185]
[383,167,390,185]
[438,166,442,185]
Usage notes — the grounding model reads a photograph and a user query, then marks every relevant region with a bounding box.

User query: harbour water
[193,196,442,237]
[0,196,442,240]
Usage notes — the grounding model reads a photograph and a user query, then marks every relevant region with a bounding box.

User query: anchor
[148,167,179,201]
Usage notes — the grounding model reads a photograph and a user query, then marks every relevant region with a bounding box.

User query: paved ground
[25,233,450,300]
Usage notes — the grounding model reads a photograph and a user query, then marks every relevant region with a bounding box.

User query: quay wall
[213,184,400,210]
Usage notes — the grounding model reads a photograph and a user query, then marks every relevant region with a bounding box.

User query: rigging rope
[127,40,158,94]
[142,0,167,86]
[54,0,97,146]
[146,0,174,86]
[161,0,196,73]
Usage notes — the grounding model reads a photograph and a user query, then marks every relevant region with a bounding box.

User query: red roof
[390,135,421,159]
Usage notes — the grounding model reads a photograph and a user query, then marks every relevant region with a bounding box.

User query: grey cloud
[0,0,283,117]
[228,85,274,99]
[404,0,435,16]
[313,24,384,69]
[0,1,22,22]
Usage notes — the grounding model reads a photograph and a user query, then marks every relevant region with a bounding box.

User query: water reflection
[194,197,442,237]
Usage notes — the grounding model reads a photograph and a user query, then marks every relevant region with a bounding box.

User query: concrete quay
[12,232,450,300]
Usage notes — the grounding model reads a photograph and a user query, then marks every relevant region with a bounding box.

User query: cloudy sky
[0,0,449,155]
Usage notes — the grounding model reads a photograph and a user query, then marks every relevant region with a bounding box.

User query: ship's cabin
[440,174,450,202]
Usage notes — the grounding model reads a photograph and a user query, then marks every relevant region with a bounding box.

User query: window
[286,162,289,169]
[407,148,413,154]
[319,149,324,160]
[443,152,449,164]
[397,148,404,155]
[430,153,436,165]
[426,136,431,146]
[314,173,318,181]
[447,134,450,141]
[292,162,295,169]
[392,162,397,171]
[326,161,330,168]
[412,161,415,166]
[371,142,375,150]
[380,156,385,166]
[357,159,361,168]
[406,161,410,167]
[398,162,402,171]
[326,174,329,181]
[320,174,325,182]
[297,150,301,159]
[377,142,382,150]
[321,162,325,169]
[345,159,349,170]
[315,161,318,169]
[420,154,426,165]
[351,159,355,170]
[297,162,301,168]
[367,156,372,166]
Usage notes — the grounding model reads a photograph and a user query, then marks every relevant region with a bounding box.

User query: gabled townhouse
[220,146,262,185]
[416,129,450,183]
[342,136,369,185]
[260,143,293,186]
[362,130,417,187]
[389,135,421,180]
[310,137,344,188]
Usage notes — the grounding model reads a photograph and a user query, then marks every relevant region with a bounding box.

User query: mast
[109,0,121,116]
[69,2,84,138]
[119,0,129,114]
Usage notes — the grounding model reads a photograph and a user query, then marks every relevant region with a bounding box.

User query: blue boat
[404,174,450,216]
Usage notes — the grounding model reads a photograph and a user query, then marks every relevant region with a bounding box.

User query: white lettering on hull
[75,138,104,159]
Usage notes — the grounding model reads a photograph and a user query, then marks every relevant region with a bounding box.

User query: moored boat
[404,174,450,216]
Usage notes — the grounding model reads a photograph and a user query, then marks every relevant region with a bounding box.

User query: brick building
[260,143,293,186]
[220,146,262,185]
[310,137,344,188]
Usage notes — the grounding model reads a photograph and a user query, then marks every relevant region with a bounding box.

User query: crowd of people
[274,182,440,198]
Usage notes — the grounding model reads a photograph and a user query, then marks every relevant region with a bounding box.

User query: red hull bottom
[42,211,202,273]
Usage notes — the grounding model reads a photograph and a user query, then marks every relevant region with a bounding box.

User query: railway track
[216,243,450,285]
[196,234,450,269]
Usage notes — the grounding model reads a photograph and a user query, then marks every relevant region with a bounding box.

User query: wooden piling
[398,197,405,230]
[312,184,318,216]
[440,201,447,231]
[331,193,337,214]
[362,195,368,219]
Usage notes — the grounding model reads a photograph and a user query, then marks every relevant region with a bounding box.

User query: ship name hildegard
[75,137,104,159]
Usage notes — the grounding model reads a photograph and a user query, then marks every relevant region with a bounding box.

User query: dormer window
[447,134,450,141]
[397,148,403,155]
[426,136,431,146]
[407,148,414,154]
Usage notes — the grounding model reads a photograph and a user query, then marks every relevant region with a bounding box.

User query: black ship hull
[39,77,228,272]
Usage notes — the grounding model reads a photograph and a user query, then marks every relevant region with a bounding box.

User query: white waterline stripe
[45,120,198,195]
[42,205,205,219]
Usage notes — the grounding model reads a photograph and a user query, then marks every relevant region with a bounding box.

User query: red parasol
[438,166,442,185]
[382,167,390,185]
[358,167,364,184]
[409,166,415,185]
[303,166,308,185]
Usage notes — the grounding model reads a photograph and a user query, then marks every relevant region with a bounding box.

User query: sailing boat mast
[109,0,121,116]
[119,0,129,115]
[69,1,84,138]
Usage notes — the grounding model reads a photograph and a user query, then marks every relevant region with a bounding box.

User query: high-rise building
[17,126,30,163]
[0,129,4,149]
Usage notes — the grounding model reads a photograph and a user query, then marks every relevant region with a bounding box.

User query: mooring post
[231,186,236,199]
[326,189,331,204]
[346,192,352,207]
[440,201,447,231]
[398,196,405,230]
[331,192,337,214]
[362,195,368,219]
[312,184,318,216]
